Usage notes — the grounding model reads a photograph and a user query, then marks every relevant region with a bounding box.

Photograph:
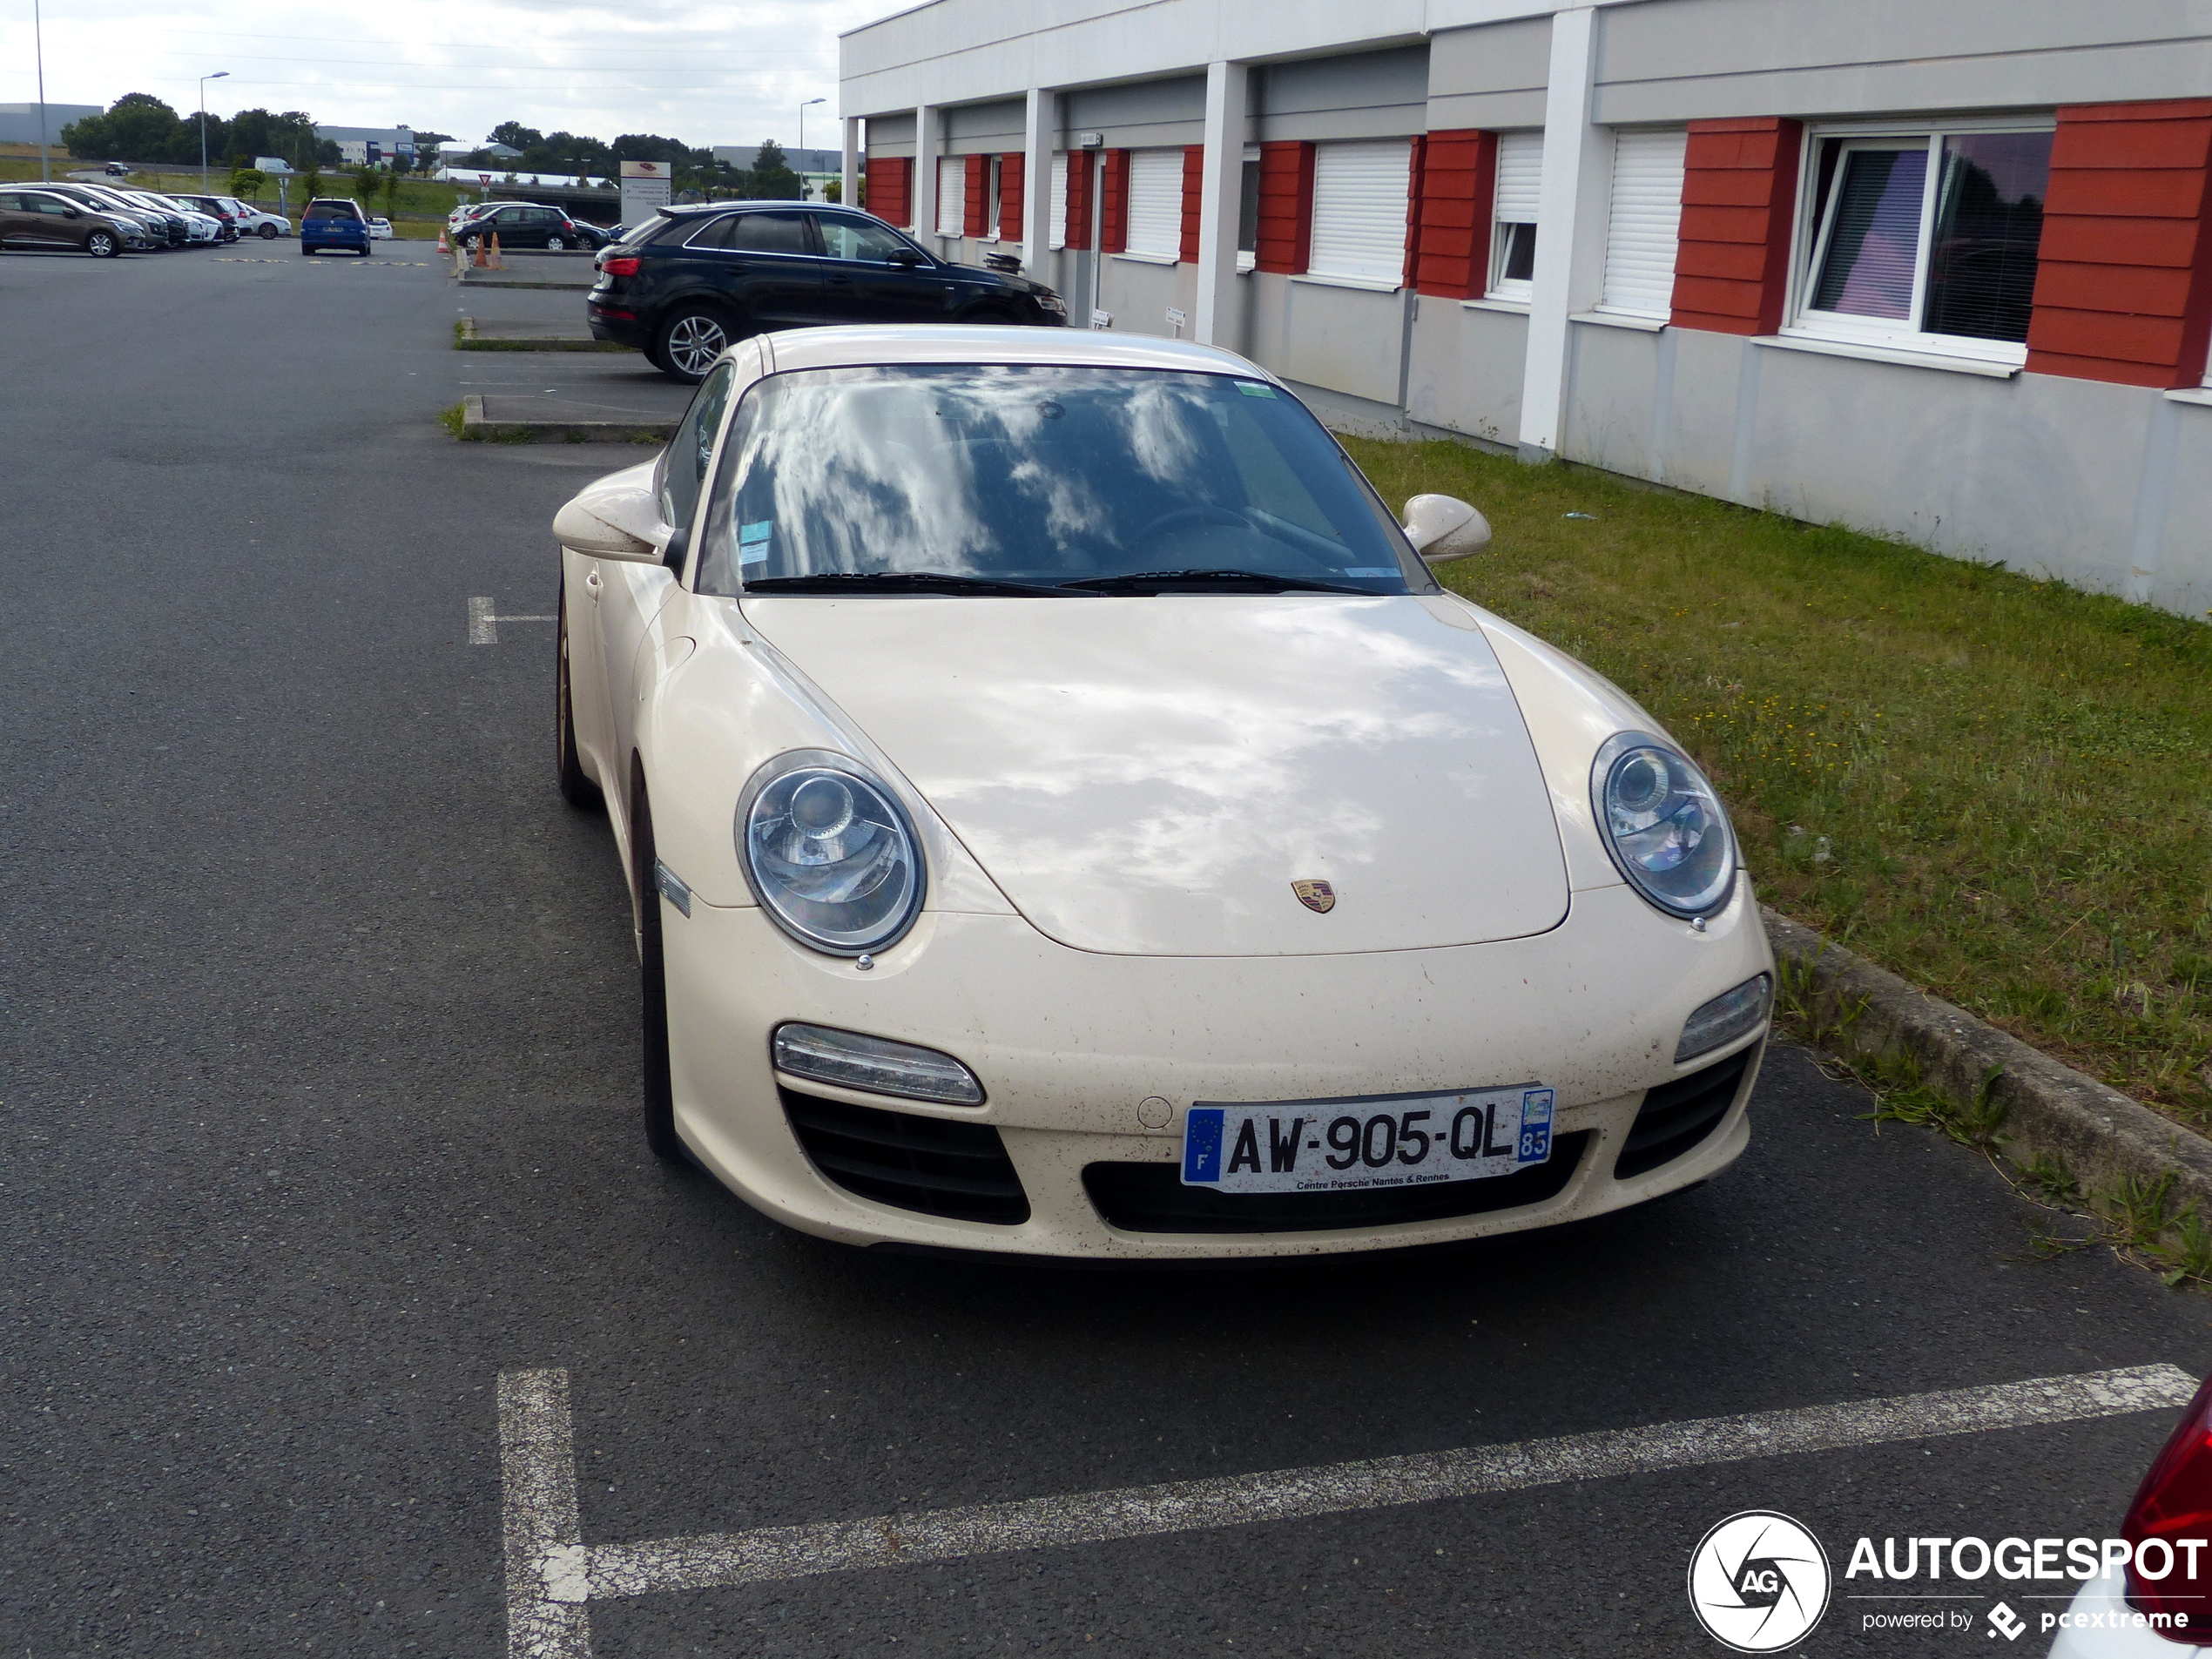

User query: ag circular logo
[1687,1510,1831,1652]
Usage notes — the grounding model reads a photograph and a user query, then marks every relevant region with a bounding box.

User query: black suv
[587,202,1069,381]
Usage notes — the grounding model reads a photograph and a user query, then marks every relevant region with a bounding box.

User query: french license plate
[1180,1087,1554,1194]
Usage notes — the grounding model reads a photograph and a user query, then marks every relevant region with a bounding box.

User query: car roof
[759,324,1272,381]
[661,199,846,217]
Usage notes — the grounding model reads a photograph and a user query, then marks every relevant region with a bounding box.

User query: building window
[986,155,1003,241]
[1794,123,2052,356]
[1049,152,1069,250]
[1488,131,1542,301]
[936,156,965,238]
[1237,147,1260,272]
[1307,138,1413,287]
[1601,127,1686,319]
[1123,148,1183,259]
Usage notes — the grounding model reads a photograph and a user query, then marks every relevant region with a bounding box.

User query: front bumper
[661,877,1771,1259]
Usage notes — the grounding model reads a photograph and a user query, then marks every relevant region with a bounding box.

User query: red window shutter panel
[1669,117,1801,335]
[964,154,988,238]
[1100,149,1131,255]
[1255,141,1314,274]
[1402,135,1427,290]
[1064,152,1092,250]
[1180,145,1204,263]
[867,156,910,228]
[2026,99,2212,388]
[1414,130,1494,298]
[998,152,1024,241]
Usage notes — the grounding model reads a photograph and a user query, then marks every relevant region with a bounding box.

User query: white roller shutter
[1049,152,1068,250]
[1124,148,1182,258]
[1307,138,1413,285]
[937,157,966,237]
[1494,131,1543,225]
[1602,127,1687,317]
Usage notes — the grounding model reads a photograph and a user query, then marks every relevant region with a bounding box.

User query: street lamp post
[32,0,49,181]
[799,98,825,198]
[199,71,230,189]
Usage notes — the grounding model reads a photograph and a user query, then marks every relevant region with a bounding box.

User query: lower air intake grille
[1082,1132,1589,1235]
[1614,1045,1757,1181]
[782,1089,1030,1224]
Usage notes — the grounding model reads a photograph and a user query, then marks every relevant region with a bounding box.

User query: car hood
[740,594,1570,956]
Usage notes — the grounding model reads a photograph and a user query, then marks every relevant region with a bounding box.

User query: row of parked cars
[0,178,291,255]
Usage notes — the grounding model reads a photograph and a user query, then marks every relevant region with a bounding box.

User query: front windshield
[693,364,1426,596]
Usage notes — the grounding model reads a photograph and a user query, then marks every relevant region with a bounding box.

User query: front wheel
[86,231,118,259]
[545,235,565,252]
[651,306,734,383]
[259,223,278,239]
[632,782,687,1163]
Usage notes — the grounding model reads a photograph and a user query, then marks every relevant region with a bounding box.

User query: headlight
[1590,732,1737,917]
[773,1022,983,1104]
[736,750,924,954]
[1676,974,1770,1063]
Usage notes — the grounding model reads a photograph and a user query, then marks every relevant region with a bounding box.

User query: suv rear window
[305,201,360,221]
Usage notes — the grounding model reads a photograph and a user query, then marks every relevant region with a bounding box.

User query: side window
[33,197,72,218]
[1488,131,1543,301]
[660,361,738,536]
[815,216,912,262]
[683,214,738,249]
[725,212,813,253]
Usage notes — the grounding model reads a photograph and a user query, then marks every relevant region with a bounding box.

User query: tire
[631,779,687,1163]
[360,245,371,257]
[545,235,565,252]
[259,223,277,239]
[85,232,118,258]
[555,587,602,811]
[651,305,735,383]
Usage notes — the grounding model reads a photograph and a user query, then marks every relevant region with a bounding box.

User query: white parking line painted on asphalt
[496,1362,2195,1658]
[469,599,556,644]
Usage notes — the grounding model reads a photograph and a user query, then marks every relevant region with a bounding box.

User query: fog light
[772,1022,984,1105]
[1676,974,1770,1064]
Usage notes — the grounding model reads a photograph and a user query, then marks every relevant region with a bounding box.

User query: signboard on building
[619,159,672,227]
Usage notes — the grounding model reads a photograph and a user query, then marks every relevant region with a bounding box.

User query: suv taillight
[604,256,640,277]
[2123,1371,2212,1640]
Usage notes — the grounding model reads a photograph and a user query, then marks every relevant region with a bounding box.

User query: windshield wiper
[1057,568,1373,596]
[742,570,1076,597]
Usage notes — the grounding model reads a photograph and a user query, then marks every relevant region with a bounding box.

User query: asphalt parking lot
[4,247,2209,1658]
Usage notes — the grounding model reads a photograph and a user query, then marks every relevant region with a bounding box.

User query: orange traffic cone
[437,225,448,255]
[471,235,488,268]
[486,232,505,270]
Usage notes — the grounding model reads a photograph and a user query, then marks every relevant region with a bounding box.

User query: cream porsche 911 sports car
[551,325,1773,1260]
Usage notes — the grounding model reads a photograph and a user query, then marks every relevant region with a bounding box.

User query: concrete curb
[454,317,629,353]
[1762,905,2212,1227]
[457,395,675,443]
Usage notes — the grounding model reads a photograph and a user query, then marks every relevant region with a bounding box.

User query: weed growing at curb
[437,402,471,441]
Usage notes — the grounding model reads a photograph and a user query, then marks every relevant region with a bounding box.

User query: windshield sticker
[1343,568,1399,577]
[1234,381,1278,398]
[739,520,772,564]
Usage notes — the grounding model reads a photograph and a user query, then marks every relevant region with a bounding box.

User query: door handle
[584,569,603,600]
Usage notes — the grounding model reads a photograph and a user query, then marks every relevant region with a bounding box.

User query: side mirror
[889,247,925,267]
[64,207,82,219]
[1401,494,1493,563]
[553,486,669,563]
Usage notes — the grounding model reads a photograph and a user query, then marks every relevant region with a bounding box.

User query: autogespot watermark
[1687,1516,2207,1646]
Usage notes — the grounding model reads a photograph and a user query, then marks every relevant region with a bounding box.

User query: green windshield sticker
[1234,381,1278,398]
[739,520,772,564]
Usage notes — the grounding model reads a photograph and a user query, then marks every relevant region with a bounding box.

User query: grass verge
[1339,435,2212,1130]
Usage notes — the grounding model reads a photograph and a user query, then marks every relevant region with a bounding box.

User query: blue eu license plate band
[1181,1086,1557,1193]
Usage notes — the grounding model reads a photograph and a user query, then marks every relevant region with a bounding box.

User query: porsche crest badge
[1291,879,1337,914]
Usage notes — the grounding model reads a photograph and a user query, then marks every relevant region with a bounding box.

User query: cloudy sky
[3,0,882,148]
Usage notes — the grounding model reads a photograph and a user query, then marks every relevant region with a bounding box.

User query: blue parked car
[300,198,370,257]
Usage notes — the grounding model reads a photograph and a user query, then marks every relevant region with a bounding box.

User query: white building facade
[839,0,2212,619]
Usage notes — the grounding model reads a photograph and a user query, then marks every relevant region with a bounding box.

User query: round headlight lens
[1590,732,1737,917]
[738,752,924,954]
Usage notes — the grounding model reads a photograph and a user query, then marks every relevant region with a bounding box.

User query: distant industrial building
[316,124,420,165]
[0,102,101,145]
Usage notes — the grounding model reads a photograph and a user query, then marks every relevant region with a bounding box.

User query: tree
[230,165,268,201]
[382,170,400,214]
[352,168,380,207]
[300,165,323,204]
[60,93,185,163]
[748,138,803,200]
[489,120,543,152]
